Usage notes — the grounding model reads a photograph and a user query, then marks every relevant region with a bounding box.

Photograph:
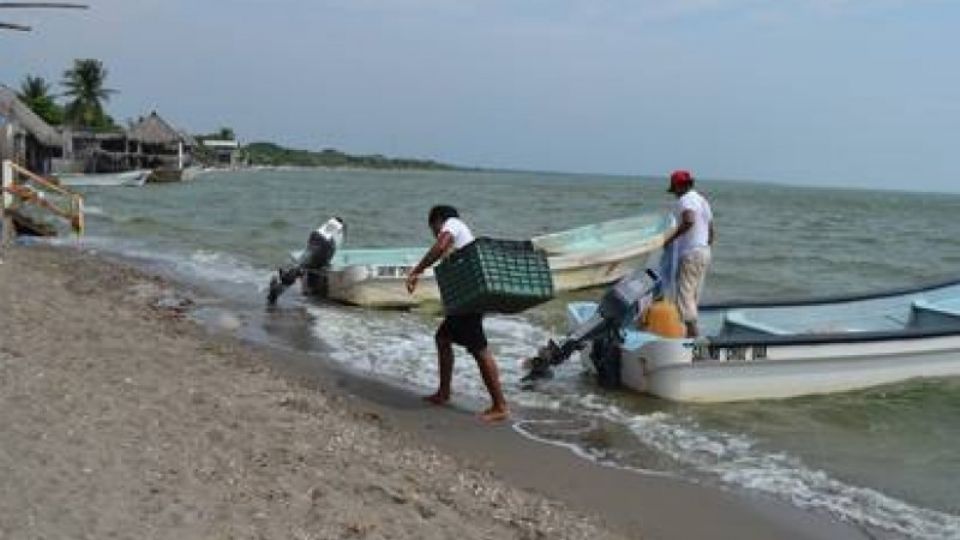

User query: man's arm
[406,231,454,293]
[708,220,715,246]
[664,209,694,246]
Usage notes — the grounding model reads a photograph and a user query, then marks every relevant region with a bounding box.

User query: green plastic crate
[435,237,555,315]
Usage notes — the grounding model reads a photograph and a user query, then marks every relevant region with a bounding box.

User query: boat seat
[720,310,792,338]
[909,299,960,329]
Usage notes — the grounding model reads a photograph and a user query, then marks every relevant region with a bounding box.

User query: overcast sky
[2,1,958,191]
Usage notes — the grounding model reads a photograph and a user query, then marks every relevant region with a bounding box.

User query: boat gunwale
[569,288,960,349]
[700,276,960,310]
[705,324,960,348]
[530,213,671,242]
[544,235,668,270]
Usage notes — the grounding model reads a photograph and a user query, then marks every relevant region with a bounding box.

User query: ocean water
[65,169,960,539]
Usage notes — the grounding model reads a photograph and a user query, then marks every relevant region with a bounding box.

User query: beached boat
[567,279,960,402]
[56,169,150,187]
[321,213,675,308]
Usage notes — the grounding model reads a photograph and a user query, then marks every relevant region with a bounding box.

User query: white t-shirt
[441,217,475,250]
[674,190,713,257]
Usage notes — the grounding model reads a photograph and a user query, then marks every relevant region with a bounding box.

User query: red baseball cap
[668,170,693,193]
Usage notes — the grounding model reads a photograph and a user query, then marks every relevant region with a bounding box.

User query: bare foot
[422,392,450,406]
[478,406,509,423]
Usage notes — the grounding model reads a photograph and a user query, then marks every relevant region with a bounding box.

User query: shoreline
[0,244,870,539]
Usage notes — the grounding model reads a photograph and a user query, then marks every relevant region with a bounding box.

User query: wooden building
[56,128,128,173]
[200,138,240,167]
[52,111,198,176]
[0,85,63,174]
[126,112,196,170]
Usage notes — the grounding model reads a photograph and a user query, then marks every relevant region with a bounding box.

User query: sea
[57,168,960,539]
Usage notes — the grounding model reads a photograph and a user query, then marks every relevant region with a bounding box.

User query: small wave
[512,418,678,478]
[82,205,108,217]
[181,250,266,286]
[125,216,159,226]
[561,398,960,539]
[303,305,561,410]
[66,237,268,291]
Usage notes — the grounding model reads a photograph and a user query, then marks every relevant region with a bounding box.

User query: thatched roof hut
[0,85,62,148]
[126,111,192,146]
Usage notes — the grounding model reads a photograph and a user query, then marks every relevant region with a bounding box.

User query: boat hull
[325,267,441,308]
[567,286,960,403]
[57,170,150,187]
[322,213,674,308]
[325,251,658,308]
[630,338,960,403]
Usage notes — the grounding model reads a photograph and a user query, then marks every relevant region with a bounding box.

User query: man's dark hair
[428,205,459,227]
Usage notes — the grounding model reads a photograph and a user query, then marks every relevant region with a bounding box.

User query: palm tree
[61,58,116,129]
[19,74,52,101]
[17,74,63,125]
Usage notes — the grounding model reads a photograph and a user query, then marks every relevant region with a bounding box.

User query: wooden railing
[1,160,84,236]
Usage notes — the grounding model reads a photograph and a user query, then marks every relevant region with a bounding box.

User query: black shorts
[436,314,488,354]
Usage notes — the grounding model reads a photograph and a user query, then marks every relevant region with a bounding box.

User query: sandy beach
[0,245,869,539]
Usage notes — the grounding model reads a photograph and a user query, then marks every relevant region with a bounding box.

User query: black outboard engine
[267,217,345,305]
[521,267,661,386]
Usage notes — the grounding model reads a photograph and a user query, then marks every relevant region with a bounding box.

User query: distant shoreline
[242,141,466,171]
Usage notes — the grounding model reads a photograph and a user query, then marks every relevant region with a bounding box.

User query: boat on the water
[567,279,960,402]
[322,213,675,308]
[56,169,151,187]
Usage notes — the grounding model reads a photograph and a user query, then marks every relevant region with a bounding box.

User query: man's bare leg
[685,321,699,338]
[473,348,509,422]
[424,335,454,405]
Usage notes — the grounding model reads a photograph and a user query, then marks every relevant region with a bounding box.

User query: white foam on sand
[303,304,563,411]
[53,236,269,299]
[301,302,959,538]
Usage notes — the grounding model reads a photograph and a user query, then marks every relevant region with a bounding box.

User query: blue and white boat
[567,279,960,402]
[323,213,675,308]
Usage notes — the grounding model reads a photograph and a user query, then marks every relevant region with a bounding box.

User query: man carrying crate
[405,205,510,423]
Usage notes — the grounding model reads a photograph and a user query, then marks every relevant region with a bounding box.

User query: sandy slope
[0,245,619,540]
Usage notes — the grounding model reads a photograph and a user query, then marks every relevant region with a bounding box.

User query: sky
[2,0,958,191]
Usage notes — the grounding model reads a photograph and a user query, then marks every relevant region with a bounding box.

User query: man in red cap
[663,170,715,337]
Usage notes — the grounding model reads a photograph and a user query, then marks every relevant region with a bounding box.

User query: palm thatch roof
[0,84,62,147]
[126,111,192,146]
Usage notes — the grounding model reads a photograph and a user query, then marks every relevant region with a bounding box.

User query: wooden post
[1,159,12,211]
[177,141,183,170]
[1,159,13,246]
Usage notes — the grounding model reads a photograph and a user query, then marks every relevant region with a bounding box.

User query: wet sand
[0,245,869,539]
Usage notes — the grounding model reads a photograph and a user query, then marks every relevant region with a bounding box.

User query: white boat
[56,169,150,187]
[567,279,960,402]
[321,213,675,308]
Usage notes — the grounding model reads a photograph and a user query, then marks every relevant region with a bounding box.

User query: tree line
[17,60,455,170]
[242,142,457,170]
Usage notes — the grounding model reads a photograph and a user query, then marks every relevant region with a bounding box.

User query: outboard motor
[267,217,345,305]
[521,267,661,386]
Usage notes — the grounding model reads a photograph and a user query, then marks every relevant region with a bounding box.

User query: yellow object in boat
[642,300,686,338]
